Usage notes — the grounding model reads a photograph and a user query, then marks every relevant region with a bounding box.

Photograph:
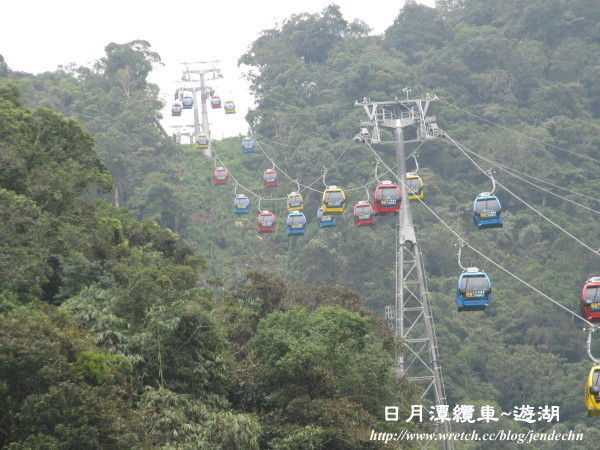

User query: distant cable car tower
[179,61,223,157]
[356,92,452,450]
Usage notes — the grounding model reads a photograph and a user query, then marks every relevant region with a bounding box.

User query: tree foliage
[2,0,600,444]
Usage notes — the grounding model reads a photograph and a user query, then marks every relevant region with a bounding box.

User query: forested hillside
[1,0,600,448]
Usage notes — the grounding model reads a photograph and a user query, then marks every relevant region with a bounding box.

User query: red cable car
[171,103,182,116]
[257,211,276,232]
[213,167,228,185]
[210,96,222,109]
[373,181,402,215]
[262,169,279,187]
[353,201,376,227]
[581,277,600,322]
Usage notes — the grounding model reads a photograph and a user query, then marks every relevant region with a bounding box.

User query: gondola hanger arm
[373,159,382,183]
[412,154,420,174]
[586,327,600,364]
[484,169,497,195]
[455,240,467,271]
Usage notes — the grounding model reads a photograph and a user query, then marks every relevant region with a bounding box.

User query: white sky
[1,0,435,139]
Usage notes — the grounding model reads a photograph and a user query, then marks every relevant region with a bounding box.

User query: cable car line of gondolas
[251,95,600,415]
[208,113,600,414]
[366,131,600,415]
[214,125,599,321]
[361,134,599,321]
[440,131,600,415]
[210,138,388,235]
[212,128,413,234]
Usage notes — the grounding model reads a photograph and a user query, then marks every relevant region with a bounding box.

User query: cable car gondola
[581,277,600,322]
[257,211,276,232]
[586,366,600,416]
[210,96,221,109]
[316,207,336,228]
[456,267,491,312]
[262,169,278,187]
[196,133,209,149]
[224,100,236,114]
[171,103,182,117]
[374,181,402,215]
[213,167,229,185]
[353,201,376,227]
[241,137,255,153]
[287,192,304,211]
[473,193,503,229]
[182,95,193,109]
[286,212,307,235]
[322,186,346,215]
[233,195,250,214]
[406,173,424,201]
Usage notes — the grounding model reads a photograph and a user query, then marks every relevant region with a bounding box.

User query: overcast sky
[1,0,435,138]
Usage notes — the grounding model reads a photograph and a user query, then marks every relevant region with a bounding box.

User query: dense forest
[1,0,600,448]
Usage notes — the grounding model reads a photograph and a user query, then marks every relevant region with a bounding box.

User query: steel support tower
[180,61,223,157]
[356,93,452,450]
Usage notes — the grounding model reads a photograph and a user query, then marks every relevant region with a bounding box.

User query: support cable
[437,97,600,164]
[457,145,600,213]
[362,138,597,329]
[212,146,286,202]
[442,131,600,257]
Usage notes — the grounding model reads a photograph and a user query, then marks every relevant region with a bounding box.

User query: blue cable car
[322,186,346,215]
[456,267,491,312]
[182,95,193,109]
[233,195,250,214]
[286,212,307,235]
[241,137,255,153]
[473,193,503,229]
[316,207,336,228]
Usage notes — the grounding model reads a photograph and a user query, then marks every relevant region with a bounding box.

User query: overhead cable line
[437,97,600,164]
[458,145,600,215]
[212,145,286,202]
[456,145,600,205]
[250,128,356,195]
[441,131,600,257]
[362,138,597,329]
[251,97,357,115]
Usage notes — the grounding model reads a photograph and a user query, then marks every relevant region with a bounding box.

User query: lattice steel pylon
[180,61,223,157]
[356,95,452,450]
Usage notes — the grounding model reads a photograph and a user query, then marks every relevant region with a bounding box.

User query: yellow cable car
[321,186,346,215]
[406,173,424,201]
[196,133,209,149]
[586,365,600,416]
[287,192,304,212]
[224,100,236,115]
